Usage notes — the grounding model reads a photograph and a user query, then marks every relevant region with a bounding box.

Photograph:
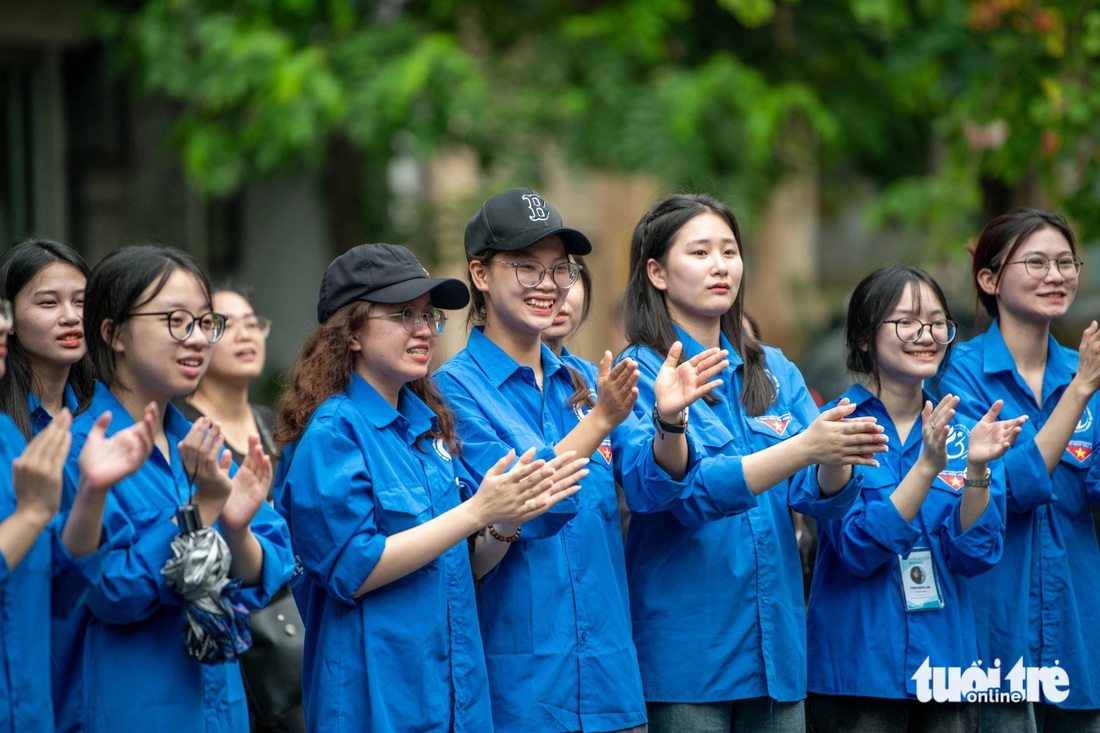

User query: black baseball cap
[316,244,470,323]
[465,187,592,258]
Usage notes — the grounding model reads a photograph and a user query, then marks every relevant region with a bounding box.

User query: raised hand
[653,342,729,420]
[474,449,589,527]
[12,410,73,525]
[78,403,157,494]
[1075,321,1100,395]
[966,399,1029,464]
[591,352,640,431]
[801,398,888,467]
[218,434,273,533]
[177,417,232,504]
[917,394,960,474]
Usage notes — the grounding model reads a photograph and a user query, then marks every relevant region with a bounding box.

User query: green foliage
[94,0,1100,246]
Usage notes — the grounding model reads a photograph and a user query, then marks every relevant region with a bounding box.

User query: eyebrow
[33,288,85,297]
[682,237,738,246]
[892,307,946,317]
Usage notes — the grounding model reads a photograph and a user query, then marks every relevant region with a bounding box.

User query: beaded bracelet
[487,524,521,543]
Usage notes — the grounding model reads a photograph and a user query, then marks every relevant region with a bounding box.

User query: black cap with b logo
[316,243,470,323]
[464,187,593,258]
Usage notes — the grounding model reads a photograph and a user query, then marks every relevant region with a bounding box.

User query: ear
[976,267,999,298]
[349,333,363,353]
[859,341,869,352]
[646,258,668,291]
[102,319,124,355]
[469,260,491,294]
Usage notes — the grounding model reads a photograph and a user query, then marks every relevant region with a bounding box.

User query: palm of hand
[968,421,1014,464]
[80,427,152,492]
[219,468,268,532]
[654,363,698,416]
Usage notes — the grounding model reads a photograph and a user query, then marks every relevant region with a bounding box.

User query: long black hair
[845,265,956,393]
[0,238,94,438]
[85,245,213,390]
[623,194,775,415]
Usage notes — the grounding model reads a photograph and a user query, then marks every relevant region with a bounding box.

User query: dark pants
[807,693,977,733]
[1035,703,1100,733]
[647,698,804,733]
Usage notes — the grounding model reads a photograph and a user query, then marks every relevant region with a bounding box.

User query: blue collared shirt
[28,383,78,436]
[619,328,861,703]
[52,381,294,733]
[274,373,492,733]
[433,328,679,733]
[939,319,1100,709]
[807,384,1005,699]
[0,414,104,733]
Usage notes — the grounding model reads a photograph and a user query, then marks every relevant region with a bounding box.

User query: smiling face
[980,225,1078,327]
[646,211,743,335]
[204,290,266,386]
[872,281,949,392]
[12,261,87,375]
[471,235,571,342]
[542,263,587,345]
[350,293,438,404]
[110,268,215,401]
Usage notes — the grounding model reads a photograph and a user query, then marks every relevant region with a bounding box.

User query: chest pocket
[373,482,432,535]
[744,411,806,445]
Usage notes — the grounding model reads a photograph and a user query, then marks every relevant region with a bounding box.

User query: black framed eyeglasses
[127,310,227,343]
[224,315,272,339]
[489,260,581,289]
[1001,255,1082,279]
[366,307,448,335]
[881,318,957,345]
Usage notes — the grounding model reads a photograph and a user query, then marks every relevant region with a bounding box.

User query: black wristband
[652,403,688,435]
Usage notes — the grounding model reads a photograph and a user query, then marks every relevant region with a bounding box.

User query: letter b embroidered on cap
[522,193,551,222]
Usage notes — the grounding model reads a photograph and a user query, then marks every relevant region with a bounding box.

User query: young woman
[176,287,304,733]
[619,193,889,732]
[805,265,1026,731]
[53,246,294,733]
[0,293,157,733]
[0,238,93,437]
[940,210,1100,732]
[273,243,587,733]
[435,187,729,733]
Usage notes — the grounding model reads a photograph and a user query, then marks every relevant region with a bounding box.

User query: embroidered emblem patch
[944,424,970,461]
[1077,407,1093,434]
[756,413,792,436]
[433,438,452,461]
[937,470,966,491]
[597,438,613,465]
[1067,440,1093,463]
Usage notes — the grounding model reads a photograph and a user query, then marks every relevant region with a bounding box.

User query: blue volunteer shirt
[939,319,1100,710]
[807,384,1005,699]
[28,382,79,436]
[51,381,294,733]
[0,414,105,733]
[619,328,860,704]
[434,328,684,733]
[274,373,493,733]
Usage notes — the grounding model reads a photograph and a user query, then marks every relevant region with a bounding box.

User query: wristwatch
[652,403,689,435]
[963,468,992,488]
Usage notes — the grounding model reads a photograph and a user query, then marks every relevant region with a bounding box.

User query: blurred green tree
[94,0,1100,249]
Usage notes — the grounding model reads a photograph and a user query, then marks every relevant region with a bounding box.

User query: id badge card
[898,547,944,612]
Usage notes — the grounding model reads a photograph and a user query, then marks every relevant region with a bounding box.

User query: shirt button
[581,631,589,642]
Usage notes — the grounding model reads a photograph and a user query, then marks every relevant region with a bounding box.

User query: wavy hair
[274,301,461,455]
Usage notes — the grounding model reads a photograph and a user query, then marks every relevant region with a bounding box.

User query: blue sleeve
[222,502,294,609]
[939,468,1005,578]
[825,469,921,579]
[939,366,1054,514]
[278,419,386,606]
[434,371,578,540]
[621,350,757,528]
[49,511,108,618]
[784,362,862,520]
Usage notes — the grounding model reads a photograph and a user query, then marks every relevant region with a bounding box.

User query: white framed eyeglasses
[366,307,447,335]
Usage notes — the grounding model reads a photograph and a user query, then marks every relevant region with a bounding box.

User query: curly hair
[274,301,461,455]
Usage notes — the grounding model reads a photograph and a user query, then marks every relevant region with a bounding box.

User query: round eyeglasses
[1002,255,1082,279]
[366,307,448,335]
[127,309,227,343]
[224,315,272,340]
[489,260,581,289]
[881,318,957,345]
[0,299,11,330]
